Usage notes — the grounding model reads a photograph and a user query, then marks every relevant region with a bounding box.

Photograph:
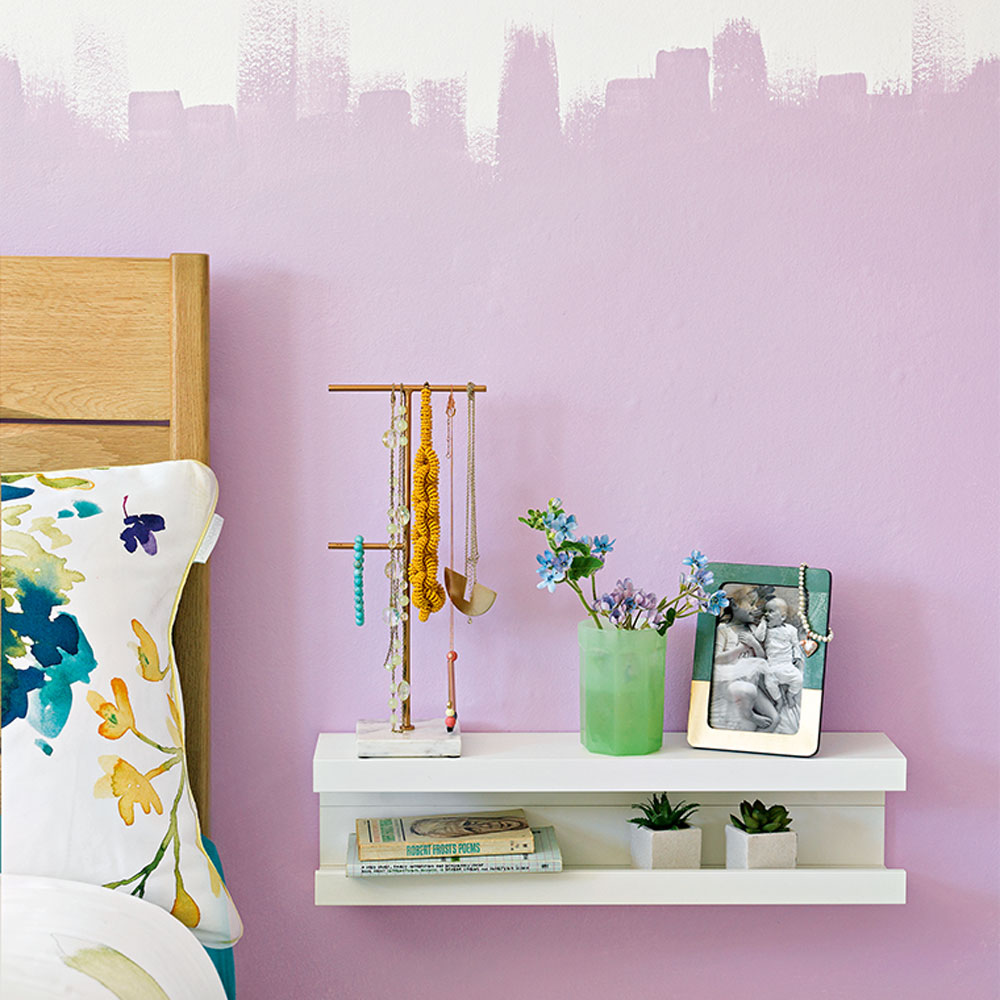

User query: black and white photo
[708,583,806,735]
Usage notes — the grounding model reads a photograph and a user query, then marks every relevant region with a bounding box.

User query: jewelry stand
[329,383,486,758]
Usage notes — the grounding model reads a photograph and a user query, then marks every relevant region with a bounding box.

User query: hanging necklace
[465,381,479,591]
[798,563,833,657]
[409,384,446,621]
[382,386,410,731]
[444,389,458,732]
[445,383,497,617]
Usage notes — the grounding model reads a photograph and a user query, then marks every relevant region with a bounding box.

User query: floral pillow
[1,460,242,949]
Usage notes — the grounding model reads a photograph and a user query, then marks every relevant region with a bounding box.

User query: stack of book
[348,809,562,878]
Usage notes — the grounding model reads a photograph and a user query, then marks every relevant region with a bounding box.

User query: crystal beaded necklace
[382,386,410,731]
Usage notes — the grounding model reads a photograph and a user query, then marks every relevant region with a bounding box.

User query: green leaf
[730,814,746,832]
[567,556,604,581]
[35,474,93,490]
[561,540,591,556]
[518,509,547,530]
[676,804,699,824]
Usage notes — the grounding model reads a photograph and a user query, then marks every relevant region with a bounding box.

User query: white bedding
[1,873,226,999]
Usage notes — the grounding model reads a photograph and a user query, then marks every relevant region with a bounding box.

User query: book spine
[348,859,561,877]
[357,835,534,862]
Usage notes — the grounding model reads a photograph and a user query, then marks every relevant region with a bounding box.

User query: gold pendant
[801,637,819,657]
[444,567,497,617]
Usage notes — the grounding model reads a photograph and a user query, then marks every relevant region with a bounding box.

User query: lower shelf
[314,865,906,906]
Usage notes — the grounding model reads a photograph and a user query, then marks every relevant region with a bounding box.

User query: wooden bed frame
[0,254,214,831]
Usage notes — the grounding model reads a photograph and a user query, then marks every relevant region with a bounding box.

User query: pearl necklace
[797,564,833,644]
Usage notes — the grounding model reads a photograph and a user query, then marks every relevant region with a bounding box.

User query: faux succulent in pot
[730,799,793,834]
[629,793,700,831]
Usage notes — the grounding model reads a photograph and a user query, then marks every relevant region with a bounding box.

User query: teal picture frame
[686,563,832,757]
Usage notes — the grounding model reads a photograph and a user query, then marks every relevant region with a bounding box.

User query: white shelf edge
[314,732,907,794]
[314,865,906,906]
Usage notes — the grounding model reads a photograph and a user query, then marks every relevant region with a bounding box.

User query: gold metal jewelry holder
[328,383,487,741]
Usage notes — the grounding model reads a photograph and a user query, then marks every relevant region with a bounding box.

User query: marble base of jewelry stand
[356,719,462,757]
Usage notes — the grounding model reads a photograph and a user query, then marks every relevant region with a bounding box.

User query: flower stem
[104,763,187,894]
[144,755,181,781]
[133,729,180,755]
[131,772,186,899]
[568,579,602,629]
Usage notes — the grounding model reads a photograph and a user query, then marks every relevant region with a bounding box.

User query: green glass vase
[578,619,666,755]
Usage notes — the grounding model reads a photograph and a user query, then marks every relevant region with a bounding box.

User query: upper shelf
[314,732,906,794]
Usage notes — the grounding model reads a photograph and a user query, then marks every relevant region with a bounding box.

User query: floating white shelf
[314,866,906,907]
[314,732,906,793]
[313,731,907,907]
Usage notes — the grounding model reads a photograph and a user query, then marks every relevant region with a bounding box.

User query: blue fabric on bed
[201,836,237,1000]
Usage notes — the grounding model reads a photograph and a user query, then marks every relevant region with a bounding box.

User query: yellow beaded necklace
[409,384,446,621]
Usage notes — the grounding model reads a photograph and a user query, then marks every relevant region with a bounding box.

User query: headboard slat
[0,257,173,421]
[0,423,170,471]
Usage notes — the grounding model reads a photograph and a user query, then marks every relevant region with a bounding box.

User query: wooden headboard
[0,254,214,831]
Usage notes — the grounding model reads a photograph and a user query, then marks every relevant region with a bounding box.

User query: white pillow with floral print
[1,460,242,949]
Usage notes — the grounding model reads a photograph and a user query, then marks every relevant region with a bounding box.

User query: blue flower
[543,511,578,546]
[536,550,556,571]
[683,550,708,570]
[592,534,615,555]
[536,549,571,592]
[694,566,714,589]
[120,497,165,555]
[706,590,730,616]
[560,515,578,545]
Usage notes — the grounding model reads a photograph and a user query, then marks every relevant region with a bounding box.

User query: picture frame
[686,563,832,757]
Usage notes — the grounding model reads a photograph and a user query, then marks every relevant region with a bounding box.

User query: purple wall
[2,11,998,999]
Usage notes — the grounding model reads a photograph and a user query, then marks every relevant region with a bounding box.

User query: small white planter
[629,825,702,869]
[725,825,797,869]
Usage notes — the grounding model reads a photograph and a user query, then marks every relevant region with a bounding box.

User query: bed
[1,254,237,998]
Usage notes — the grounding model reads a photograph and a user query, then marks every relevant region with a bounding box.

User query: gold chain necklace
[445,389,458,731]
[465,382,479,589]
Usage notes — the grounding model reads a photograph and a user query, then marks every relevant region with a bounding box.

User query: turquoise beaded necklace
[353,535,365,626]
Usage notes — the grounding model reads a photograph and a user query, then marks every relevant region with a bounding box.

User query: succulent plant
[629,793,700,831]
[730,799,793,834]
